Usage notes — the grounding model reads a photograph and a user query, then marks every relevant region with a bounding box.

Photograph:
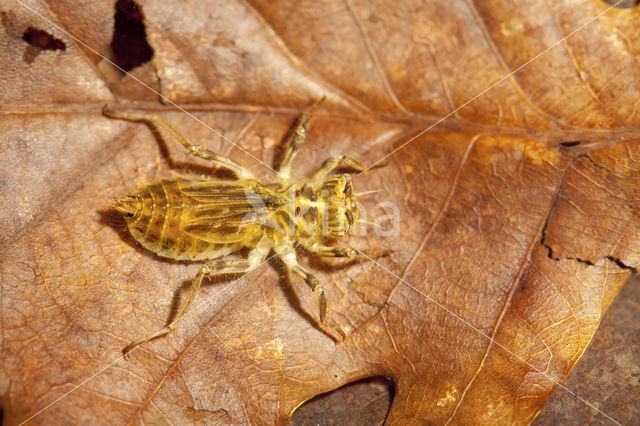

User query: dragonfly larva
[104,100,387,356]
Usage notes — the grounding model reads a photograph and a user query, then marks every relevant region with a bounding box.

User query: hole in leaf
[110,0,153,72]
[22,27,66,64]
[22,27,66,51]
[288,376,395,425]
[603,0,638,8]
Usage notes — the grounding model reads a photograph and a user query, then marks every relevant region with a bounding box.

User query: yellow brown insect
[104,100,385,357]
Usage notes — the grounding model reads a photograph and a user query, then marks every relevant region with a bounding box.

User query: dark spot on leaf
[22,27,66,64]
[110,0,153,72]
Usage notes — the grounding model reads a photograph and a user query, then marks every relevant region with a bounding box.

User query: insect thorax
[293,174,358,241]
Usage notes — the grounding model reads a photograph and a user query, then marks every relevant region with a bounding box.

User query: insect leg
[122,249,267,357]
[310,245,393,260]
[103,106,254,179]
[310,155,385,182]
[277,97,325,179]
[275,245,326,322]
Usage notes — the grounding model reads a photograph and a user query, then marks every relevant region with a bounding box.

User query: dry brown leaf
[1,0,639,424]
[534,275,640,425]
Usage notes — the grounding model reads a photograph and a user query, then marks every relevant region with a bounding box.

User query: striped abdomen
[115,177,266,261]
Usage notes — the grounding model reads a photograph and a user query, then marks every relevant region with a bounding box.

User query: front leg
[310,155,384,183]
[311,244,393,260]
[275,245,326,322]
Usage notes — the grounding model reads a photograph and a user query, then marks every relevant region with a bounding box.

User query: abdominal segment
[120,178,251,261]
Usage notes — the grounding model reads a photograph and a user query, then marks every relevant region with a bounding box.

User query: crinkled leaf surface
[1,0,639,424]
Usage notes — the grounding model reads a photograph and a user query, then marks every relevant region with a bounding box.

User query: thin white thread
[359,0,625,174]
[14,0,280,176]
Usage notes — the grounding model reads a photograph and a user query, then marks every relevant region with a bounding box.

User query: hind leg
[104,106,254,179]
[123,248,268,357]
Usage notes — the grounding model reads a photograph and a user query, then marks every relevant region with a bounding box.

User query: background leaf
[1,0,638,424]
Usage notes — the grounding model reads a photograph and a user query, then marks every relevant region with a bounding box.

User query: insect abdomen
[116,178,239,261]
